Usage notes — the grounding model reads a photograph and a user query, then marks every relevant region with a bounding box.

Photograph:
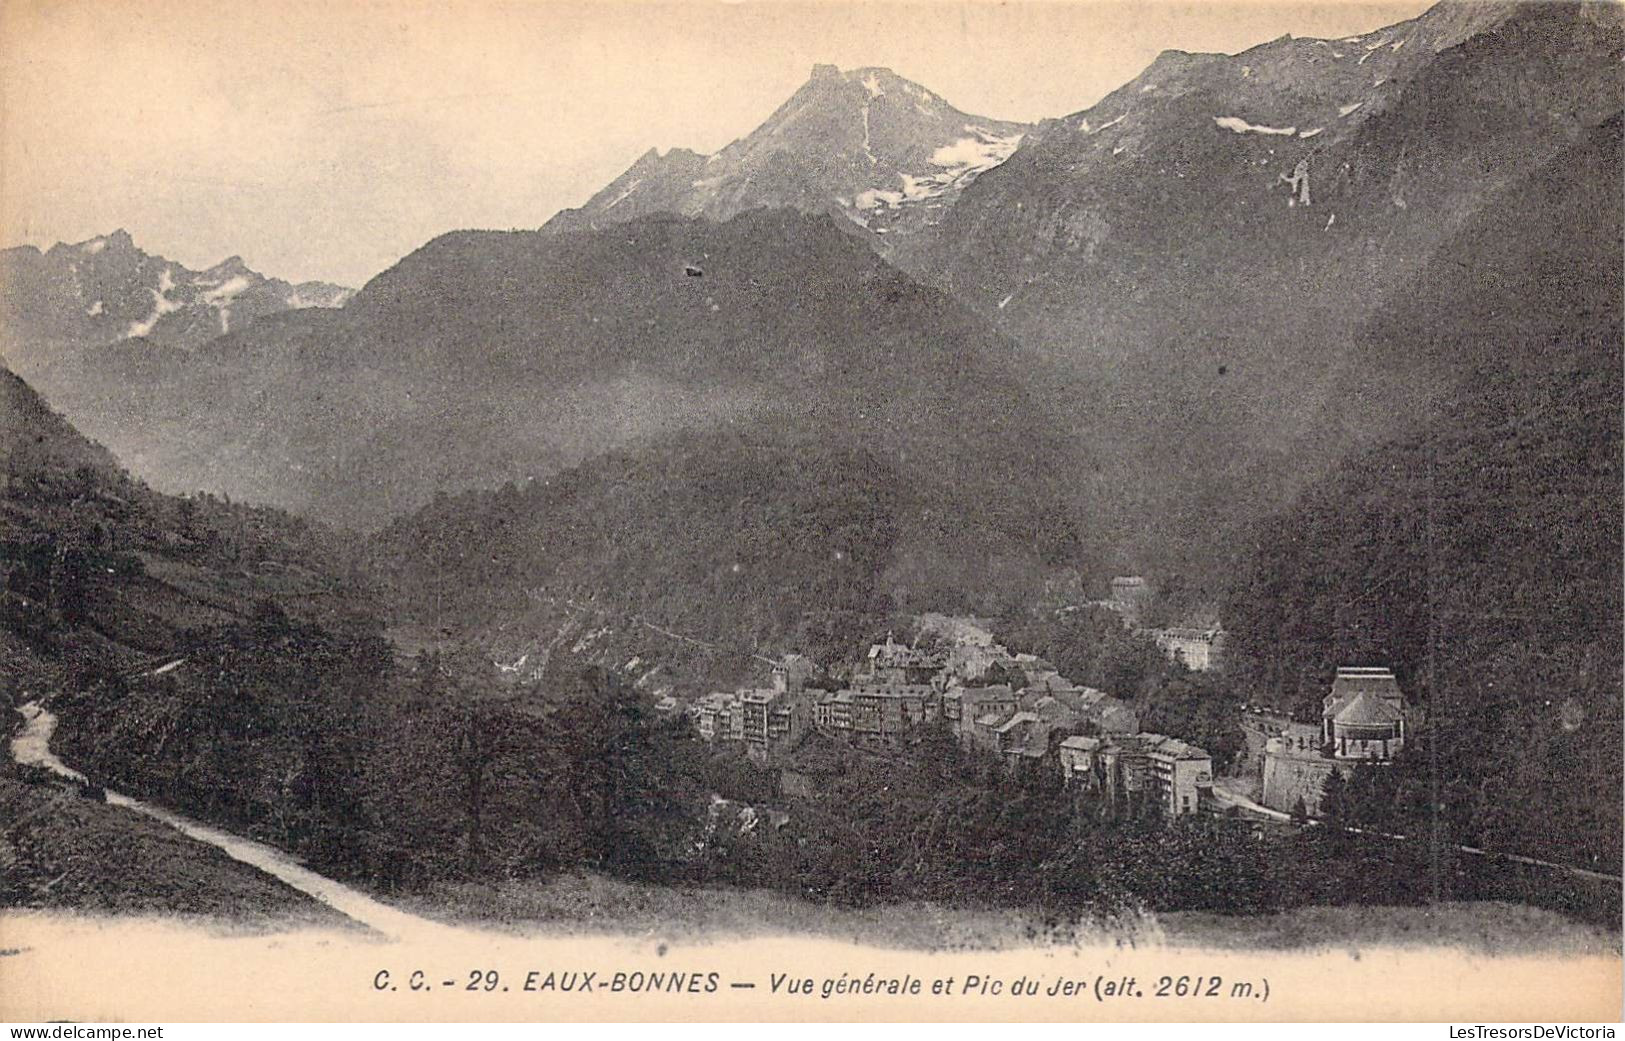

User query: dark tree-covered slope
[1223,117,1624,875]
[1,360,381,684]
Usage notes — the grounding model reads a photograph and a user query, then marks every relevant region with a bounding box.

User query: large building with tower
[1259,666,1412,815]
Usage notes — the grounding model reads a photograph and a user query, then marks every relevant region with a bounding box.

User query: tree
[555,666,701,876]
[453,706,499,874]
[1319,769,1349,824]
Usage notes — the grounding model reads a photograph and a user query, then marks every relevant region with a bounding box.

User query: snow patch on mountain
[854,186,905,210]
[127,267,181,339]
[199,275,251,303]
[604,179,643,210]
[1214,116,1298,136]
[851,128,1023,213]
[1074,112,1129,135]
[199,274,252,333]
[81,238,107,255]
[899,173,938,202]
[930,130,1023,173]
[1339,101,1365,117]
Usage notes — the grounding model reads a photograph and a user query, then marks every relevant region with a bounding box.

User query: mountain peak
[57,229,137,257]
[204,254,254,276]
[636,145,705,165]
[547,62,1028,243]
[792,64,938,102]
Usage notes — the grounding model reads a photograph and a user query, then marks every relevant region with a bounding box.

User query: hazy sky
[2,0,1431,287]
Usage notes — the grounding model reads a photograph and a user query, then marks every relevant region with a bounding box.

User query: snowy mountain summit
[0,230,354,366]
[545,65,1028,247]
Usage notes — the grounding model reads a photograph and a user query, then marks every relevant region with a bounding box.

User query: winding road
[10,702,435,938]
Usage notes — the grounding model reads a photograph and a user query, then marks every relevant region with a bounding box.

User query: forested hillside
[20,210,1098,533]
[2,364,709,891]
[1227,350,1622,875]
[8,361,1615,926]
[372,423,1093,693]
[1,363,378,684]
[2,363,390,906]
[1222,118,1624,877]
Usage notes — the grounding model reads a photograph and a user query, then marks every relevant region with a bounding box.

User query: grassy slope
[398,871,1618,955]
[400,871,1159,951]
[1156,902,1621,956]
[1,773,345,930]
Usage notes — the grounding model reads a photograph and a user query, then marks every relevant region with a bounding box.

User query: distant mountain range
[0,229,352,367]
[380,111,1623,687]
[10,211,1099,541]
[904,0,1622,575]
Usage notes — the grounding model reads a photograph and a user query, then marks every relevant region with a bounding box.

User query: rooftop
[1324,665,1406,718]
[1153,627,1225,641]
[1333,688,1404,726]
[700,691,741,708]
[994,711,1040,734]
[846,683,936,698]
[958,684,1016,702]
[1140,733,1211,760]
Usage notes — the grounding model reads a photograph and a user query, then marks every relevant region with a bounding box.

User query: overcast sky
[2,0,1431,287]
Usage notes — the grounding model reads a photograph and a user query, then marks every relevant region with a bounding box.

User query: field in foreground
[4,756,1617,957]
[1156,903,1621,955]
[404,871,1622,955]
[400,872,1155,951]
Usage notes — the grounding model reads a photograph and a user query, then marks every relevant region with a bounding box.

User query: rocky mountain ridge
[0,229,352,368]
[545,65,1029,254]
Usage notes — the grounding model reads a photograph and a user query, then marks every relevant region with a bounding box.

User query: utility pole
[1426,430,1444,907]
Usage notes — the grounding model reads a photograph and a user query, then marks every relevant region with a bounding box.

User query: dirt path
[1211,777,1292,821]
[11,702,438,939]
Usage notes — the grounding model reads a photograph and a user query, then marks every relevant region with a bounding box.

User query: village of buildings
[660,577,1415,825]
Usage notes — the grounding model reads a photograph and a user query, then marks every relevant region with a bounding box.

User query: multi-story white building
[695,691,744,743]
[1146,627,1228,671]
[1144,735,1215,817]
[1060,731,1213,819]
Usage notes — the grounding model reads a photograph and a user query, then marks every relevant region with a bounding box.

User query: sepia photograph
[0,0,1621,1025]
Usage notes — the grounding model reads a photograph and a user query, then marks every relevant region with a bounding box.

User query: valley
[1,0,1620,968]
